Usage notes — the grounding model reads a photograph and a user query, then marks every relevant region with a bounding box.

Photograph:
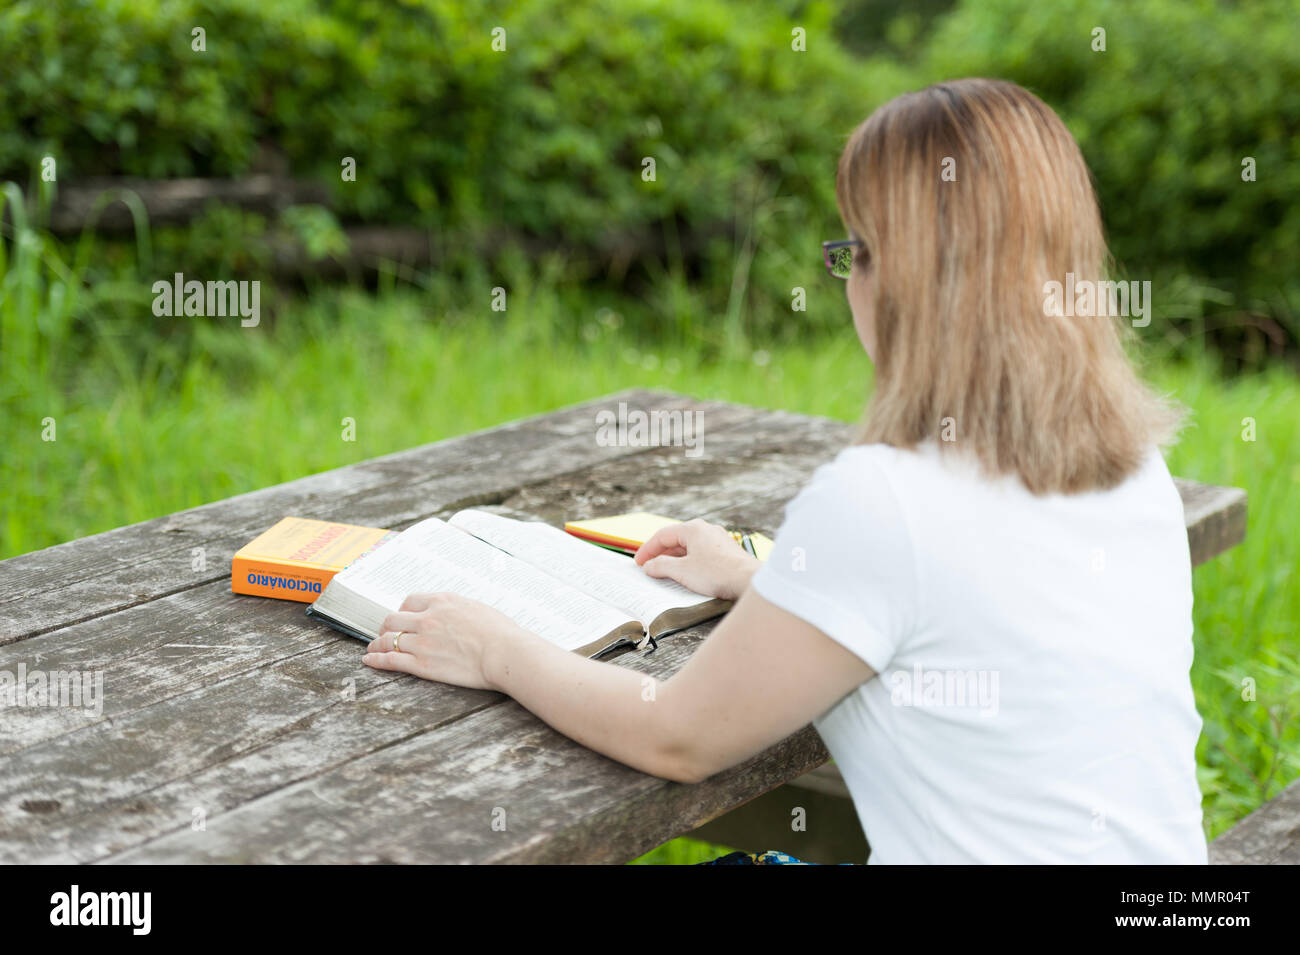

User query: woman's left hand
[362,592,525,690]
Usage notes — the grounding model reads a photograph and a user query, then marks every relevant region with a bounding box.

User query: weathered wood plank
[1174,479,1248,568]
[0,390,759,643]
[0,416,847,861]
[0,585,342,758]
[1209,779,1300,864]
[0,639,495,863]
[0,406,828,756]
[99,627,828,864]
[499,408,850,531]
[4,588,818,863]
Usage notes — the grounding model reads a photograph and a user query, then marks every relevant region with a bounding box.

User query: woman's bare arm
[483,586,875,781]
[363,520,875,782]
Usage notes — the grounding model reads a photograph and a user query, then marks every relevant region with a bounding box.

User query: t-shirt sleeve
[750,447,918,672]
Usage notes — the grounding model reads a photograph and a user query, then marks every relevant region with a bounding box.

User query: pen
[740,533,757,558]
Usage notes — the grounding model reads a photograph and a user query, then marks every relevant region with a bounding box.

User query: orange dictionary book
[231,517,396,602]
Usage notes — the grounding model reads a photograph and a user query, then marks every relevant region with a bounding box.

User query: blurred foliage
[0,0,911,343]
[909,0,1300,364]
[0,0,875,234]
[0,0,1297,357]
[833,0,958,58]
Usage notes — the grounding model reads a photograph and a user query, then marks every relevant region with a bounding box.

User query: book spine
[231,557,336,603]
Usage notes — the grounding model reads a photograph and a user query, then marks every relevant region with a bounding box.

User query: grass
[4,224,1298,858]
[629,838,740,865]
[1155,362,1300,828]
[1,286,874,553]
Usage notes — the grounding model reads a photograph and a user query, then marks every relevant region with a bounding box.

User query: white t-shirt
[750,441,1207,864]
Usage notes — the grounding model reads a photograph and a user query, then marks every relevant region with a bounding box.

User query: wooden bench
[1209,779,1300,864]
[692,758,1295,866]
[0,389,1249,863]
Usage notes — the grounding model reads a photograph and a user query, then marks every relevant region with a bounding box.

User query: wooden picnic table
[0,389,1248,864]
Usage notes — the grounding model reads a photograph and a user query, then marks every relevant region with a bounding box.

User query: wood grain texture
[0,390,757,643]
[103,691,827,864]
[1174,479,1248,568]
[0,450,842,862]
[0,396,831,863]
[0,390,1250,863]
[1209,779,1300,864]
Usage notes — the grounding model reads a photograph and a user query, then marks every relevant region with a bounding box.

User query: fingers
[643,553,713,596]
[398,593,440,612]
[362,650,423,675]
[638,521,749,599]
[368,630,407,654]
[641,554,685,583]
[382,593,454,641]
[380,610,425,636]
[634,523,691,564]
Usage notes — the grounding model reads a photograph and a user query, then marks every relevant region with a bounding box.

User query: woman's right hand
[633,519,759,601]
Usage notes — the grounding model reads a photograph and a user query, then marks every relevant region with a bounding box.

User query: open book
[306,509,731,657]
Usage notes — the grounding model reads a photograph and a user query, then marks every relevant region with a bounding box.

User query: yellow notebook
[564,512,773,560]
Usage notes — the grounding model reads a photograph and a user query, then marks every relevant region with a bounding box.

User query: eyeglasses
[822,238,863,280]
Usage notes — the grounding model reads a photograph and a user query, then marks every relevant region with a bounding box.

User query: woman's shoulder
[787,442,933,531]
[826,440,1175,502]
[813,440,956,497]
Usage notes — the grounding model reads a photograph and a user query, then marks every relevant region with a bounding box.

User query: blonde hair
[836,78,1180,494]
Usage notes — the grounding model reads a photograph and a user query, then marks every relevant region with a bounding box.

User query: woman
[363,78,1207,864]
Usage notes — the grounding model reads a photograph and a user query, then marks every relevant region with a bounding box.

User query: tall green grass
[2,213,1296,856]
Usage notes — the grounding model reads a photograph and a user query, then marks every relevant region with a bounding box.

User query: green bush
[0,0,915,340]
[906,0,1300,356]
[3,0,1297,353]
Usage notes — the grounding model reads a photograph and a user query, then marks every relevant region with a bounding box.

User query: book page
[328,518,632,652]
[449,509,712,625]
